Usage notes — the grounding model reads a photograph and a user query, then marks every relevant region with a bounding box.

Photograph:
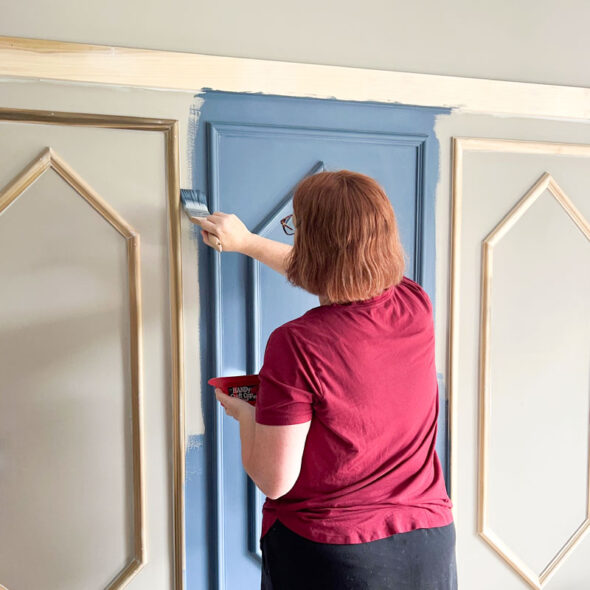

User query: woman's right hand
[192,212,252,254]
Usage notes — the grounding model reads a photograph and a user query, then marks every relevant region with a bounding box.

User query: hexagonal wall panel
[0,148,145,590]
[479,172,590,589]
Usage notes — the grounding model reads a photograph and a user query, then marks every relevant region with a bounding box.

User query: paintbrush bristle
[180,189,211,219]
[181,189,223,252]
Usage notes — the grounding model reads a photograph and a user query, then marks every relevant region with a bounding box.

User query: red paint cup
[208,374,260,406]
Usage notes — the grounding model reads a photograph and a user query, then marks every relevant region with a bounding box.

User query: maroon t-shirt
[255,275,454,544]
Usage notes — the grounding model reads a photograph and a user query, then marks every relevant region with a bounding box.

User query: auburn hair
[285,170,407,304]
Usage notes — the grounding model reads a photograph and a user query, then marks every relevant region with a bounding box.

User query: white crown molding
[0,36,589,121]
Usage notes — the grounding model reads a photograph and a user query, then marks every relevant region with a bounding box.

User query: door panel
[190,92,448,589]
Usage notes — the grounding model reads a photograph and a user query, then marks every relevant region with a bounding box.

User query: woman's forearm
[238,406,257,477]
[194,213,292,276]
[242,234,293,277]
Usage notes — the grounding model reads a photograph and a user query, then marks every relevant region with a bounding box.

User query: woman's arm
[215,388,310,499]
[197,214,310,497]
[192,212,292,276]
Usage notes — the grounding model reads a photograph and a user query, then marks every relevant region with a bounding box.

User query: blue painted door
[187,91,450,590]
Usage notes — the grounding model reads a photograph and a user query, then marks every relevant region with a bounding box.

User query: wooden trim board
[0,36,588,121]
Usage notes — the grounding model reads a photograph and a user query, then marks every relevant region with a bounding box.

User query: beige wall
[1,0,590,89]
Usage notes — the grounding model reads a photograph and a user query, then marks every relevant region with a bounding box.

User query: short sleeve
[255,325,317,426]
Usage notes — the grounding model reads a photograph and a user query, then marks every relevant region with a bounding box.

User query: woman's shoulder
[267,310,329,352]
[398,275,433,311]
[399,274,422,291]
[272,312,317,339]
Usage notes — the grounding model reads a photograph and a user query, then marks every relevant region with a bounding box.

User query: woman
[193,170,457,590]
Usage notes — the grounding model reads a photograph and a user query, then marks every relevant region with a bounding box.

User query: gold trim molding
[481,172,590,589]
[0,112,184,590]
[0,36,589,121]
[450,137,590,589]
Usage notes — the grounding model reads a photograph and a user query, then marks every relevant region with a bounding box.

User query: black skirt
[260,519,458,590]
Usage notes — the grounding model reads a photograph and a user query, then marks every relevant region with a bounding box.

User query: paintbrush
[180,189,223,252]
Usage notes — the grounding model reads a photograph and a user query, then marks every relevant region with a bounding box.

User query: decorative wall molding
[0,36,589,121]
[480,172,590,589]
[0,110,185,590]
[0,146,145,589]
[449,137,590,589]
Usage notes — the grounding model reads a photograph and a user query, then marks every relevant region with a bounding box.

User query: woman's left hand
[215,388,255,422]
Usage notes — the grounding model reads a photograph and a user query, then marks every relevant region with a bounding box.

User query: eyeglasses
[280,213,296,236]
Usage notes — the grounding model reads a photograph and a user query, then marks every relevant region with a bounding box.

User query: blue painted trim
[208,120,428,148]
[413,139,426,284]
[418,124,447,492]
[248,249,261,379]
[208,122,225,590]
[246,242,262,562]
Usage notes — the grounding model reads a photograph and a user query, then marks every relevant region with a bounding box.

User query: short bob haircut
[285,170,407,304]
